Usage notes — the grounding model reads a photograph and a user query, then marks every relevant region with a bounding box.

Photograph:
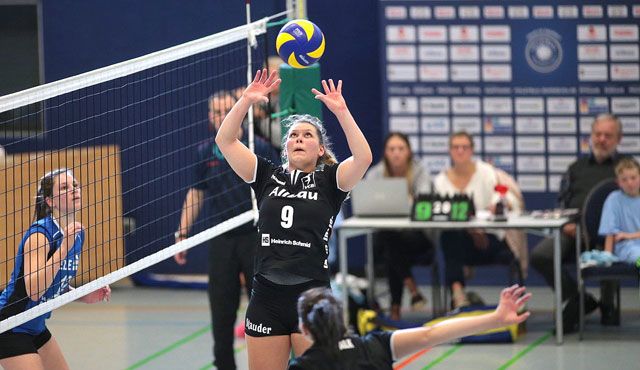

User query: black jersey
[288,332,395,370]
[249,156,348,282]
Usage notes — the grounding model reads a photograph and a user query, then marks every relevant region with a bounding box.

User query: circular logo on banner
[525,29,563,74]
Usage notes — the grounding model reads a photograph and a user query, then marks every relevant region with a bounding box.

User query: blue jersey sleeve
[23,223,56,258]
[25,224,52,241]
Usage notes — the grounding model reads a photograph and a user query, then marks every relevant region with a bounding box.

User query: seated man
[530,113,625,333]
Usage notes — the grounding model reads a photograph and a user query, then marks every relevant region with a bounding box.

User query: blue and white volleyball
[276,19,325,68]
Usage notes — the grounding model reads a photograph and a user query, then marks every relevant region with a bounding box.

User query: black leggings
[440,230,514,287]
[374,231,434,305]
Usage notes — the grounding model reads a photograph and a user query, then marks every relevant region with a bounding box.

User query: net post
[246,0,259,224]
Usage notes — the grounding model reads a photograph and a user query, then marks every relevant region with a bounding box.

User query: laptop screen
[351,178,411,217]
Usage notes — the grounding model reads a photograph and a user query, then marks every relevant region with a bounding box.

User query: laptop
[350,178,411,217]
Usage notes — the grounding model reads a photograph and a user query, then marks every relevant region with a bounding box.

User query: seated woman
[366,132,435,320]
[433,131,522,309]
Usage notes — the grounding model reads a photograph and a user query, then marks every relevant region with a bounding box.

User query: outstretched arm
[392,285,531,359]
[312,79,372,191]
[215,69,281,182]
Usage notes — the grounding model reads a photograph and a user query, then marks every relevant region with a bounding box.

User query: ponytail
[298,288,346,364]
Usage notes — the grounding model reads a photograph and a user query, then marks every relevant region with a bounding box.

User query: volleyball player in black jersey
[290,285,531,370]
[216,69,372,370]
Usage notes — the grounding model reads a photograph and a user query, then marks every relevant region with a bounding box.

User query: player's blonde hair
[281,114,338,167]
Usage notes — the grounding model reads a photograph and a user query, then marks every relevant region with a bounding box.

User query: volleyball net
[0,13,288,334]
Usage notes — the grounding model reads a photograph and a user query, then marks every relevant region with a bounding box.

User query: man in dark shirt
[530,113,624,333]
[174,92,280,370]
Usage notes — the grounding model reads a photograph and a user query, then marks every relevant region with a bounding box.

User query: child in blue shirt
[599,158,640,265]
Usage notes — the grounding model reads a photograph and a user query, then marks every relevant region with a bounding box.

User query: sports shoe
[466,291,486,306]
[559,293,599,334]
[410,293,427,310]
[580,250,619,268]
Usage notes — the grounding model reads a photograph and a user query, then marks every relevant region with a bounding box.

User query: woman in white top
[433,131,520,308]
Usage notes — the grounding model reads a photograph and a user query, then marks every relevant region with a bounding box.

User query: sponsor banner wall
[381,0,640,196]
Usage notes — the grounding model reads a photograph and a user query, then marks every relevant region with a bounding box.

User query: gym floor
[47,281,639,370]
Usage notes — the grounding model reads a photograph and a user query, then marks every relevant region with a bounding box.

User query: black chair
[578,178,640,339]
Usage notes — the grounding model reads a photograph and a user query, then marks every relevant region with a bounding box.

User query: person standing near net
[216,69,372,370]
[290,285,531,370]
[0,169,111,370]
[173,92,279,370]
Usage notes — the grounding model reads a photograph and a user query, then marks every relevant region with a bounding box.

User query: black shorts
[0,328,52,359]
[245,275,328,337]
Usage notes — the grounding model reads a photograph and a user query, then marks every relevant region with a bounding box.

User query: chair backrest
[580,178,619,251]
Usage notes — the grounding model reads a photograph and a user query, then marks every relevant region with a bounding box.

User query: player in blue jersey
[216,69,372,370]
[0,168,111,370]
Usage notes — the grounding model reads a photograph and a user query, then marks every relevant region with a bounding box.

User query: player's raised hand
[495,285,531,325]
[312,79,347,114]
[243,69,281,104]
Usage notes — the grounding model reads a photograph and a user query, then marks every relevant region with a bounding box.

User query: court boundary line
[421,343,463,369]
[126,304,249,369]
[497,331,552,369]
[126,324,212,369]
[394,348,431,369]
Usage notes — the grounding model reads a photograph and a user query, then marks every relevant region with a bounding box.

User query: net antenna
[286,0,307,19]
[0,10,288,334]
